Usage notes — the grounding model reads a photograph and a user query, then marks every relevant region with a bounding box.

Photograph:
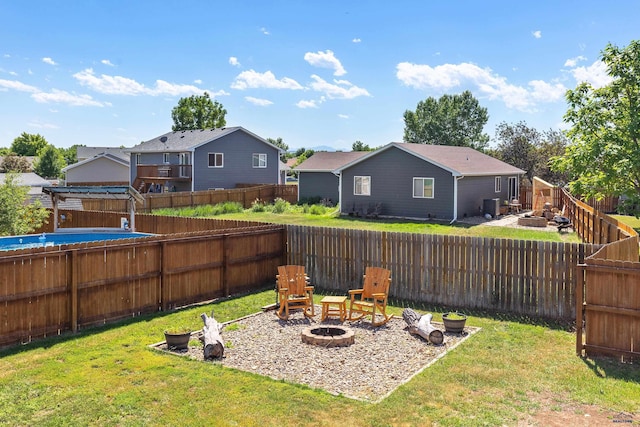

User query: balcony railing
[136,164,192,180]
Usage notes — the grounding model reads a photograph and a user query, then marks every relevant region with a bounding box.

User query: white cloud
[395,61,566,111]
[308,75,370,99]
[568,60,612,88]
[296,99,320,108]
[27,120,59,129]
[338,114,349,119]
[42,57,57,65]
[304,50,346,76]
[194,79,202,84]
[229,57,240,67]
[564,55,587,67]
[260,27,270,35]
[352,38,361,43]
[231,69,303,90]
[73,68,205,96]
[31,89,107,107]
[532,30,542,39]
[245,96,273,106]
[101,59,115,66]
[0,79,38,92]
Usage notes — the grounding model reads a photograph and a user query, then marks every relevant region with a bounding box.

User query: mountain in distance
[310,145,336,152]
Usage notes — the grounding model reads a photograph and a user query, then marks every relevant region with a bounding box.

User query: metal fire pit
[301,325,355,347]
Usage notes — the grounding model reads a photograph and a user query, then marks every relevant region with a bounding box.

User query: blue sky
[1,1,638,151]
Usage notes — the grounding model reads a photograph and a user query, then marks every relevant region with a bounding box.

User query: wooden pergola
[42,186,144,232]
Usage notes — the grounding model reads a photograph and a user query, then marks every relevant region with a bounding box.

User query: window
[495,176,502,193]
[252,153,267,168]
[163,153,170,164]
[354,176,371,196]
[208,153,223,168]
[135,154,141,165]
[413,177,434,198]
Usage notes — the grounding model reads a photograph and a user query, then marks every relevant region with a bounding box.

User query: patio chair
[276,265,315,320]
[348,266,393,326]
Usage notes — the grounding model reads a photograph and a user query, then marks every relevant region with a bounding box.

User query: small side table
[320,296,347,322]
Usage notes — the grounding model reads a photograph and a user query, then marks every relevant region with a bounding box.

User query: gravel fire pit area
[152,306,480,402]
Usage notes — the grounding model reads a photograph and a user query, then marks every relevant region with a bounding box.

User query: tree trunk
[403,308,440,342]
[201,311,224,359]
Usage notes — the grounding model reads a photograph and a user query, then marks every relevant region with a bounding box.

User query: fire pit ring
[301,325,355,347]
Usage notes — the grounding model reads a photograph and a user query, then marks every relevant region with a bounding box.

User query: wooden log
[200,311,224,359]
[403,308,443,344]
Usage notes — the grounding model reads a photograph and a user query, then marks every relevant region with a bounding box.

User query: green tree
[403,90,489,150]
[34,145,66,178]
[267,137,289,162]
[59,145,81,165]
[1,153,32,172]
[0,172,49,236]
[494,121,541,183]
[171,92,227,131]
[536,129,570,185]
[352,141,373,151]
[10,132,48,156]
[552,40,640,215]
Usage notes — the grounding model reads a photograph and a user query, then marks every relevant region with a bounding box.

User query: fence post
[161,241,169,310]
[71,250,78,332]
[575,263,585,357]
[222,234,229,296]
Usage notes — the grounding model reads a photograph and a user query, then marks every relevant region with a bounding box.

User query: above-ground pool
[0,230,155,251]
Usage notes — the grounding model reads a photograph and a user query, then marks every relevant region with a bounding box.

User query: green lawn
[611,214,640,233]
[155,204,581,243]
[0,290,638,426]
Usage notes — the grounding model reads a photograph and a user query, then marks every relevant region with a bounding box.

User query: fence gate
[576,258,640,361]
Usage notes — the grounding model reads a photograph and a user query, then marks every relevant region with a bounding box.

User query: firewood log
[201,311,224,359]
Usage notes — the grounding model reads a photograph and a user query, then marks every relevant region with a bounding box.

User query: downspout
[450,175,464,224]
[333,170,342,214]
[190,148,195,192]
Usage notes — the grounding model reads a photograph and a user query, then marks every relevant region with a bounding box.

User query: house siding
[192,131,279,190]
[341,147,455,219]
[457,176,499,218]
[298,172,339,203]
[66,157,129,185]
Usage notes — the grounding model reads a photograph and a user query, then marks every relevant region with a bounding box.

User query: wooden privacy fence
[0,225,285,347]
[286,225,599,320]
[80,184,298,212]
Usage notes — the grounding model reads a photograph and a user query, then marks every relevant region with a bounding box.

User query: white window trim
[413,177,435,199]
[208,152,224,168]
[354,176,371,196]
[495,176,502,193]
[252,153,267,168]
[163,153,170,164]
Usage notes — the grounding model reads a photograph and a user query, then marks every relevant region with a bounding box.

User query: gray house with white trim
[295,151,368,203]
[127,127,282,193]
[334,142,525,221]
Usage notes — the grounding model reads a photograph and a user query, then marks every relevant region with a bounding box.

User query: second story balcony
[136,164,192,181]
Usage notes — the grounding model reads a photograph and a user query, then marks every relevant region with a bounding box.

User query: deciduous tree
[403,90,489,150]
[1,153,31,172]
[34,145,66,178]
[552,40,640,215]
[171,92,227,131]
[0,172,49,236]
[494,121,540,183]
[352,141,373,151]
[10,132,48,156]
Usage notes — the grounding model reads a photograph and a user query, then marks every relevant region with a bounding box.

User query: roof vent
[160,136,168,143]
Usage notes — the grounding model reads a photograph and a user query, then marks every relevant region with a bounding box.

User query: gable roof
[76,147,128,161]
[0,172,51,194]
[294,151,369,172]
[62,152,129,173]
[335,142,525,176]
[128,126,281,153]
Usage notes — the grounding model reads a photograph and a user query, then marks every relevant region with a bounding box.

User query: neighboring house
[127,127,282,193]
[334,142,525,221]
[0,172,51,196]
[0,172,83,209]
[76,147,128,162]
[62,152,130,186]
[294,151,368,203]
